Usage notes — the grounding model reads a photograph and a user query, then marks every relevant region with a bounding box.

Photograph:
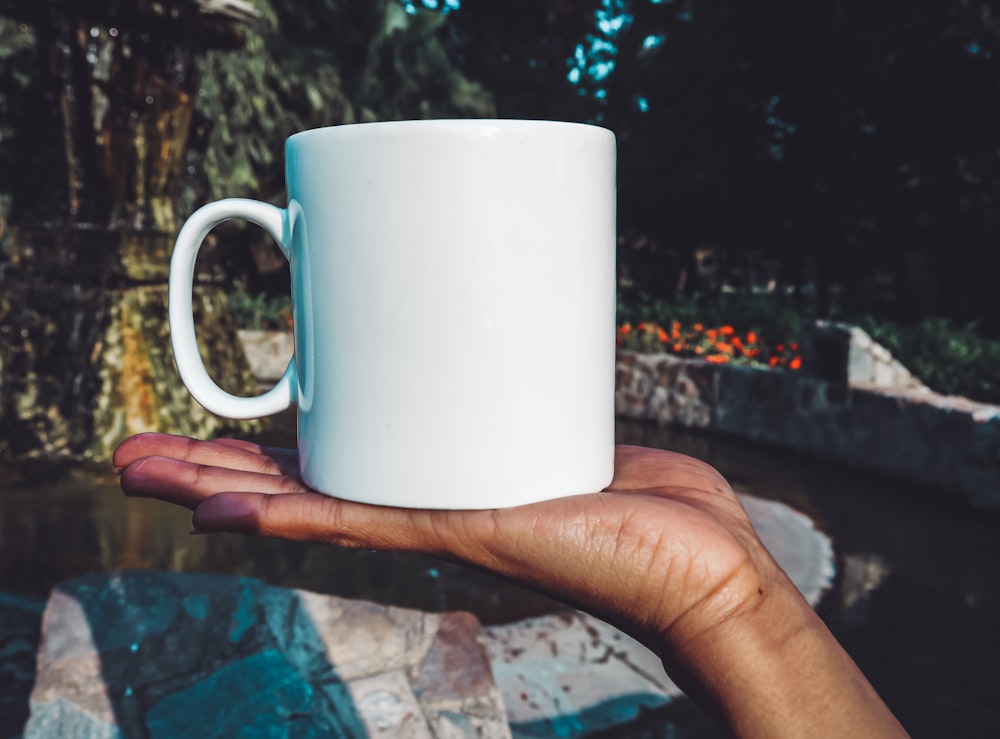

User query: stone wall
[800,320,927,390]
[615,351,1000,512]
[235,328,1000,511]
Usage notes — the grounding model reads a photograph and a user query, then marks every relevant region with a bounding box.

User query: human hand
[114,434,775,647]
[113,433,907,738]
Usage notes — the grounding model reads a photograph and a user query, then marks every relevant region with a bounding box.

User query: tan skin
[114,433,908,738]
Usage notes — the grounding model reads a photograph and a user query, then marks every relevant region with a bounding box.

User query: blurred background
[0,1,998,737]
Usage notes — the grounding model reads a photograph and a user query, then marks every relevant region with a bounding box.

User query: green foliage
[587,0,1000,327]
[227,282,293,330]
[617,291,805,350]
[190,0,494,206]
[440,0,598,121]
[859,317,1000,405]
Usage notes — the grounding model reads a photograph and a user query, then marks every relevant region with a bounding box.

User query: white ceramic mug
[170,119,616,509]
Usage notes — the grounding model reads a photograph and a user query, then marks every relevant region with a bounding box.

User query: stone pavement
[25,572,510,739]
[19,492,832,738]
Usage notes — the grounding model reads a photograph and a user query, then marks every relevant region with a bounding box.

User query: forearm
[657,579,908,738]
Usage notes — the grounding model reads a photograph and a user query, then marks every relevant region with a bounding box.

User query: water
[1,419,998,737]
[616,421,1000,738]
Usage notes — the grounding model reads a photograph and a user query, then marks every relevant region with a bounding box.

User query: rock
[804,320,926,390]
[238,330,294,384]
[484,612,681,738]
[26,572,509,739]
[24,492,833,739]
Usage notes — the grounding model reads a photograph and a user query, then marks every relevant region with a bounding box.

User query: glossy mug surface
[169,119,616,509]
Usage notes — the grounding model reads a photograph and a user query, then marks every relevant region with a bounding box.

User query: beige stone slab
[26,572,509,739]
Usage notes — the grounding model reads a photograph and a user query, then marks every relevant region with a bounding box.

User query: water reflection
[839,552,891,615]
[0,459,561,624]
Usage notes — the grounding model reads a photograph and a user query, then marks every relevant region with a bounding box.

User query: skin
[114,433,908,738]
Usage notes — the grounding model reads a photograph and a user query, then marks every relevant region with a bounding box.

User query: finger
[114,433,295,477]
[121,456,308,509]
[608,445,732,499]
[191,491,474,555]
[214,438,298,460]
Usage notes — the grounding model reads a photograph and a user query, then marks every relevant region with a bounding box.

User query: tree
[588,0,1000,326]
[189,0,496,208]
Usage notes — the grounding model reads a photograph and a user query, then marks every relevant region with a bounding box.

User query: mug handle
[169,198,298,420]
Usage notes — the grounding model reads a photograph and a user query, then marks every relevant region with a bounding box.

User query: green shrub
[227,284,292,330]
[858,316,1000,405]
[619,292,1000,404]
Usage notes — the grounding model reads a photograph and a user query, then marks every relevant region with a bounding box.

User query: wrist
[655,572,907,738]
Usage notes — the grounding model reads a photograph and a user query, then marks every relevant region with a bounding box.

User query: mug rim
[287,118,614,146]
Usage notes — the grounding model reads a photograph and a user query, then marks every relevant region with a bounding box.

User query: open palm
[114,434,782,654]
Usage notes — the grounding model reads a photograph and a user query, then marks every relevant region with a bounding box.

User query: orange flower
[693,323,704,332]
[673,344,683,352]
[768,356,779,368]
[706,354,728,364]
[716,342,733,354]
[732,336,744,350]
[621,323,632,335]
[746,331,757,344]
[789,357,802,370]
[720,325,735,336]
[671,322,681,338]
[657,328,668,343]
[637,322,647,332]
[707,329,718,340]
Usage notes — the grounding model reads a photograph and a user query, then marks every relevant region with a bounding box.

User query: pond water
[1,418,998,737]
